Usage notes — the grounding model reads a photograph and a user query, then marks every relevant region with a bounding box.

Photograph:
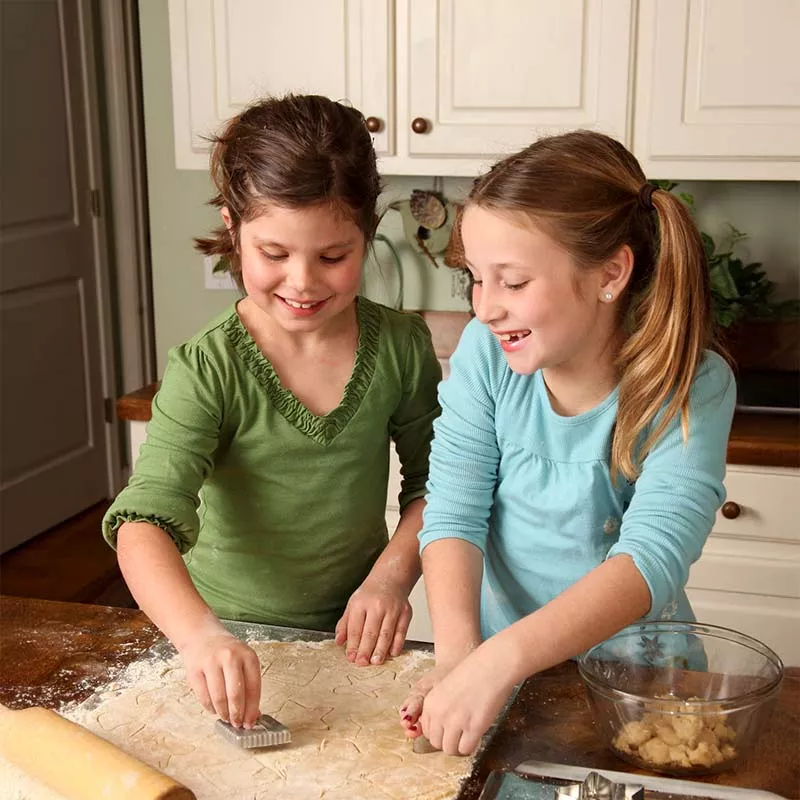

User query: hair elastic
[638,183,657,211]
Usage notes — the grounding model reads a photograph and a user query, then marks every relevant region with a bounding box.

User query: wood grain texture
[0,596,159,710]
[116,382,159,422]
[0,501,132,605]
[457,661,800,800]
[1,598,796,799]
[726,412,800,468]
[0,704,196,800]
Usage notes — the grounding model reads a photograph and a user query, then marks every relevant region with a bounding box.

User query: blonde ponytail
[613,190,713,481]
[466,130,718,482]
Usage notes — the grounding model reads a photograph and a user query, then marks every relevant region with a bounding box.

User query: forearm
[421,538,484,663]
[365,498,425,594]
[495,554,650,684]
[116,521,226,651]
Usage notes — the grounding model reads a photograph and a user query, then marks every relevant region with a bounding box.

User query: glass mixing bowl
[578,621,784,776]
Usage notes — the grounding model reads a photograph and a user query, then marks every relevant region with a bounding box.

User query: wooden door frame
[77,0,155,497]
[92,0,155,491]
[74,0,120,498]
[98,0,155,398]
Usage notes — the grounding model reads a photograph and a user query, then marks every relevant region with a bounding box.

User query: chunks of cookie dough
[613,703,737,770]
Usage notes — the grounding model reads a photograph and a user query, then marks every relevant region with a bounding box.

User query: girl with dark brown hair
[401,130,735,755]
[102,95,441,730]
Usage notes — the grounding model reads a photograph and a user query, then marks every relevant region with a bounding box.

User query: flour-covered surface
[0,640,470,800]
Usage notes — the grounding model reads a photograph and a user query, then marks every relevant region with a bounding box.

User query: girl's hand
[334,578,412,666]
[399,661,457,738]
[415,644,517,756]
[178,632,262,728]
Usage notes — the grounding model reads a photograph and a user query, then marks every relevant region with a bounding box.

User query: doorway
[0,0,152,553]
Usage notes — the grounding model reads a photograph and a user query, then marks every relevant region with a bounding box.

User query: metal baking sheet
[148,618,436,659]
[475,760,788,800]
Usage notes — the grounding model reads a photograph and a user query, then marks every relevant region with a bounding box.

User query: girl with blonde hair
[401,130,735,755]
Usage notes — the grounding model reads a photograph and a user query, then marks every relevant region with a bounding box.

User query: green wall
[139,1,799,373]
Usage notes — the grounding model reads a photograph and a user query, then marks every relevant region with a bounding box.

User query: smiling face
[228,202,366,334]
[461,204,613,377]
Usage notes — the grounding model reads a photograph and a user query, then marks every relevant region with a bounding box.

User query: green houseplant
[654,181,799,329]
[654,182,799,371]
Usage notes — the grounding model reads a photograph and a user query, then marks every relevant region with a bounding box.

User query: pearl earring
[604,292,613,301]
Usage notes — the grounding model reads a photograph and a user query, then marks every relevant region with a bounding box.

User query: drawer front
[715,466,800,543]
[686,587,800,667]
[688,538,800,599]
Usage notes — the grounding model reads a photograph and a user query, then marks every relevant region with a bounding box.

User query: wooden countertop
[1,596,798,799]
[118,308,799,468]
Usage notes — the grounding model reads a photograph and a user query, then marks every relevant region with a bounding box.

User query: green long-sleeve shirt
[103,298,441,630]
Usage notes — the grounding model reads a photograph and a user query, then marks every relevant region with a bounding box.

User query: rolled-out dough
[0,640,471,799]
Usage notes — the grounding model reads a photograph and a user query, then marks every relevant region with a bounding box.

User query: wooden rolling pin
[0,704,196,800]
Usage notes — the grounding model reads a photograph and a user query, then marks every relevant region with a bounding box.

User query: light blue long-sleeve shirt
[419,319,736,640]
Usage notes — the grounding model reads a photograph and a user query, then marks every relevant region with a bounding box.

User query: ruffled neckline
[222,298,380,446]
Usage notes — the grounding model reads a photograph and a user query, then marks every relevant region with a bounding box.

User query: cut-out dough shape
[0,640,471,799]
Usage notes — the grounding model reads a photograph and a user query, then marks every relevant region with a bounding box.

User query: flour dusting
[0,640,468,800]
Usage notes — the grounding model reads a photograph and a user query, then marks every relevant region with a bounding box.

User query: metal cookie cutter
[555,770,644,800]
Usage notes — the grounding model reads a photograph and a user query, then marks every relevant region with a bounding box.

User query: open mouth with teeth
[497,329,532,351]
[277,295,329,314]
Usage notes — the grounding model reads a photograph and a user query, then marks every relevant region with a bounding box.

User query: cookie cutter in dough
[215,713,291,749]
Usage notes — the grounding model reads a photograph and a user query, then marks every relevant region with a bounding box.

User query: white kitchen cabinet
[167,0,635,175]
[633,0,800,180]
[686,465,800,666]
[386,444,435,643]
[398,0,634,171]
[128,419,147,473]
[167,0,393,169]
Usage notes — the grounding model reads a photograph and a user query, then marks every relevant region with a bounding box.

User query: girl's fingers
[441,724,464,757]
[242,650,263,728]
[422,717,444,752]
[223,658,247,728]
[359,611,396,666]
[458,729,481,756]
[400,692,426,730]
[334,609,349,646]
[390,606,412,657]
[412,671,437,697]
[345,606,367,663]
[204,666,230,723]
[405,723,423,739]
[188,671,214,715]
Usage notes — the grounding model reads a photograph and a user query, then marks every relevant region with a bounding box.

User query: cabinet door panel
[403,0,634,158]
[685,588,799,666]
[634,0,800,179]
[715,467,800,544]
[169,0,392,168]
[688,465,800,666]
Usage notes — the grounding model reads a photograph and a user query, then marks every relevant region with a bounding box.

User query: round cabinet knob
[365,116,382,133]
[721,501,741,520]
[411,117,430,134]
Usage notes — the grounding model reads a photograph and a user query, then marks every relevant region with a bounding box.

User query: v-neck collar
[222,297,381,446]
